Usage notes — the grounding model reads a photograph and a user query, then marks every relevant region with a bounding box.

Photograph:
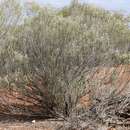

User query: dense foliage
[0,0,130,116]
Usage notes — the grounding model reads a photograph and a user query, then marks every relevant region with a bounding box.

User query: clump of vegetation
[112,53,130,64]
[0,0,130,121]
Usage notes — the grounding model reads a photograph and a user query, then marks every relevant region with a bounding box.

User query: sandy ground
[0,119,128,130]
[0,120,63,130]
[0,121,128,130]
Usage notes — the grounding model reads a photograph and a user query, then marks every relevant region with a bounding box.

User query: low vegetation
[0,0,130,129]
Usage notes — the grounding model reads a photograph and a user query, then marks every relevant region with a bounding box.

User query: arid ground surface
[0,120,63,130]
[0,121,127,130]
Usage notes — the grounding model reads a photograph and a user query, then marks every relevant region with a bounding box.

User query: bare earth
[0,120,127,130]
[0,120,63,130]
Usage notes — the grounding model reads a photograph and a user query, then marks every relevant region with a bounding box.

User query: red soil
[78,65,130,108]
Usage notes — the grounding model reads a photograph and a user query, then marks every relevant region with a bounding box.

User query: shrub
[0,0,130,118]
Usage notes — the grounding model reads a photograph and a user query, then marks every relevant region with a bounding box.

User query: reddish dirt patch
[78,65,130,109]
[87,64,130,95]
[0,89,40,115]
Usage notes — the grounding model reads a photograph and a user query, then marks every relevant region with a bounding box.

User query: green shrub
[0,0,130,117]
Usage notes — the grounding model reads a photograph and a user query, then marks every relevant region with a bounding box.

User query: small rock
[32,120,36,123]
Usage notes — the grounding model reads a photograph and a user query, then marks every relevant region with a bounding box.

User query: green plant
[0,0,130,119]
